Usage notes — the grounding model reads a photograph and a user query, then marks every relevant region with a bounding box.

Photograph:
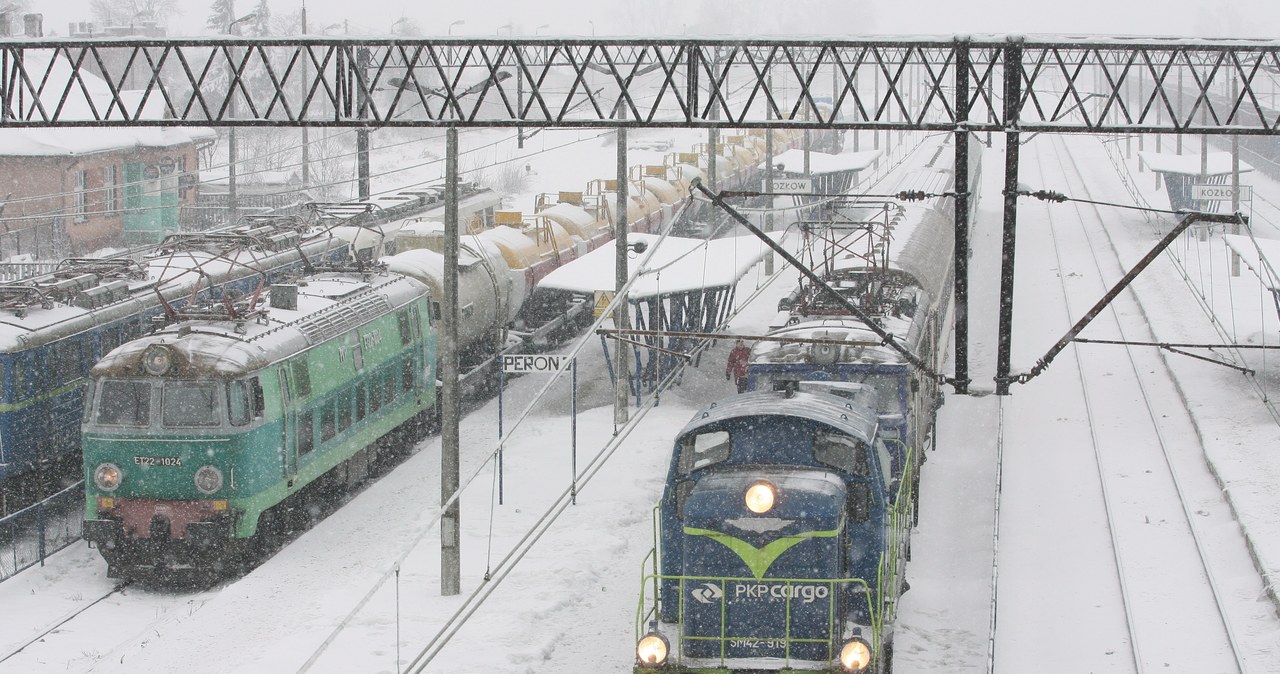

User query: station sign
[767,178,813,193]
[502,354,570,373]
[1192,183,1252,203]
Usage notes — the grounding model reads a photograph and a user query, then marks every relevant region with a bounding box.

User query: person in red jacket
[725,339,751,393]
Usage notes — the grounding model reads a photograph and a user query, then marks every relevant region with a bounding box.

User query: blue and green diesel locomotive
[634,383,913,673]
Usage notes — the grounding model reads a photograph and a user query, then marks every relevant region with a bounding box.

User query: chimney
[23,13,42,38]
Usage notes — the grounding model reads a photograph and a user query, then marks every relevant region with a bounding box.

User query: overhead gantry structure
[4,36,1279,393]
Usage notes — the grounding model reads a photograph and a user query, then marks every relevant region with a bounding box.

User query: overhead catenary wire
[0,128,612,230]
[295,195,696,674]
[401,197,798,672]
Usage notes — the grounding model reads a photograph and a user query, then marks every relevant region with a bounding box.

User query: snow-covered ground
[4,127,1280,673]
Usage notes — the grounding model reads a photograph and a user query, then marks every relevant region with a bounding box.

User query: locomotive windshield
[813,431,870,476]
[95,380,150,426]
[89,378,260,428]
[676,430,730,476]
[161,382,222,427]
[676,422,880,479]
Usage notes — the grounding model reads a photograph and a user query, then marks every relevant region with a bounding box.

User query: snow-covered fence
[0,482,83,583]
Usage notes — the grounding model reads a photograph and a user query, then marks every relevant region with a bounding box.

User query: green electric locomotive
[81,267,436,577]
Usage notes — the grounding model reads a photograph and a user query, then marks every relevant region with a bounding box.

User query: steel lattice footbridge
[4,35,1275,392]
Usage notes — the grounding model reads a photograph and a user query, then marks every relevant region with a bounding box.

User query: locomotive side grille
[296,294,390,344]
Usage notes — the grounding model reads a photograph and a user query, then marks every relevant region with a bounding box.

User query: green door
[122,161,180,244]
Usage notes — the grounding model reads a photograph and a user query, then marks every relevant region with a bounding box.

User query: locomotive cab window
[877,439,895,484]
[677,430,730,476]
[814,431,870,477]
[82,378,95,423]
[95,380,151,426]
[228,380,251,426]
[291,361,312,398]
[250,377,265,417]
[398,311,413,345]
[162,381,221,427]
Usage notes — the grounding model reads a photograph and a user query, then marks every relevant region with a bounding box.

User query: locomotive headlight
[744,480,777,514]
[194,465,224,495]
[839,638,872,672]
[635,632,669,668]
[94,463,122,492]
[142,344,174,376]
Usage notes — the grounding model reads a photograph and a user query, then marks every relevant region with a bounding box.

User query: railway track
[0,576,220,672]
[991,133,1278,673]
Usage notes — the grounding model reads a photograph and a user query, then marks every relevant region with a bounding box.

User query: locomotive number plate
[134,456,183,467]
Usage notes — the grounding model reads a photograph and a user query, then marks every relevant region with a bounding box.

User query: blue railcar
[633,384,913,673]
[0,225,349,504]
[751,134,978,461]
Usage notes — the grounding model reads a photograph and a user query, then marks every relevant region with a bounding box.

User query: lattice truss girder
[2,38,1279,133]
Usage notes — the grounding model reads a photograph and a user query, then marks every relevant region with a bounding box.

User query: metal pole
[1177,66,1184,155]
[497,367,504,505]
[1199,100,1209,240]
[300,3,309,189]
[571,359,577,505]
[441,127,461,597]
[765,70,775,276]
[614,127,630,426]
[995,40,1023,396]
[765,126,775,276]
[1125,74,1132,159]
[952,39,972,395]
[227,19,240,225]
[356,47,371,200]
[1231,76,1241,276]
[708,128,718,192]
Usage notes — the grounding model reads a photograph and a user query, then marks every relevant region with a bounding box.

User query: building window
[73,169,88,223]
[104,164,119,214]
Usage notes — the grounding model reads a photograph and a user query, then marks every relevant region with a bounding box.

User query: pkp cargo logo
[691,582,724,604]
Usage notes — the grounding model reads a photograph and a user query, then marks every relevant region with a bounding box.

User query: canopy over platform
[771,149,881,176]
[538,231,790,399]
[1138,151,1253,176]
[1138,151,1253,212]
[1224,234,1280,291]
[537,232,784,299]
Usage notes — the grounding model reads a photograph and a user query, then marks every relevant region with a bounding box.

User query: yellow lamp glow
[744,481,776,514]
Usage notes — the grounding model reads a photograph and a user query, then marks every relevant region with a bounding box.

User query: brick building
[0,50,215,258]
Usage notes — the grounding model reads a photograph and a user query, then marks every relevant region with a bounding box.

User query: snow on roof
[0,126,218,157]
[1223,234,1280,290]
[751,316,913,366]
[676,388,879,444]
[536,232,783,298]
[1138,151,1254,176]
[0,51,216,156]
[772,149,881,175]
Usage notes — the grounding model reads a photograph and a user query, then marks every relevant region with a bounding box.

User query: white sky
[28,0,1280,39]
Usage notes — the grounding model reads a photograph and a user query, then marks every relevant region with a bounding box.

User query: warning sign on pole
[593,290,615,318]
